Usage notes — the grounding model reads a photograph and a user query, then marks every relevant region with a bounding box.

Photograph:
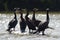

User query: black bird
[32,9,41,27]
[33,8,51,35]
[6,10,18,33]
[19,10,26,33]
[25,10,36,33]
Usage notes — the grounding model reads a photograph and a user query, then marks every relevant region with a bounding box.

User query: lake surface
[0,13,60,40]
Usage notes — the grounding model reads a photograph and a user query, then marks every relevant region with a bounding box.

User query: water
[0,13,60,40]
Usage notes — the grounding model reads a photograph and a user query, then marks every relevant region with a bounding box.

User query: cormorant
[25,9,36,33]
[32,8,41,27]
[6,9,18,33]
[19,9,26,33]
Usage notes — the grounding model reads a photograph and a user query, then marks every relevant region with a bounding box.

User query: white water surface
[0,13,60,40]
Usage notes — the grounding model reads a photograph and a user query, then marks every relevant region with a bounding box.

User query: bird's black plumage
[32,10,41,27]
[19,11,26,33]
[25,10,36,33]
[7,11,18,33]
[33,9,50,35]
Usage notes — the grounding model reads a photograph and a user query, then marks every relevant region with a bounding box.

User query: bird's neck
[32,11,35,20]
[46,10,49,23]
